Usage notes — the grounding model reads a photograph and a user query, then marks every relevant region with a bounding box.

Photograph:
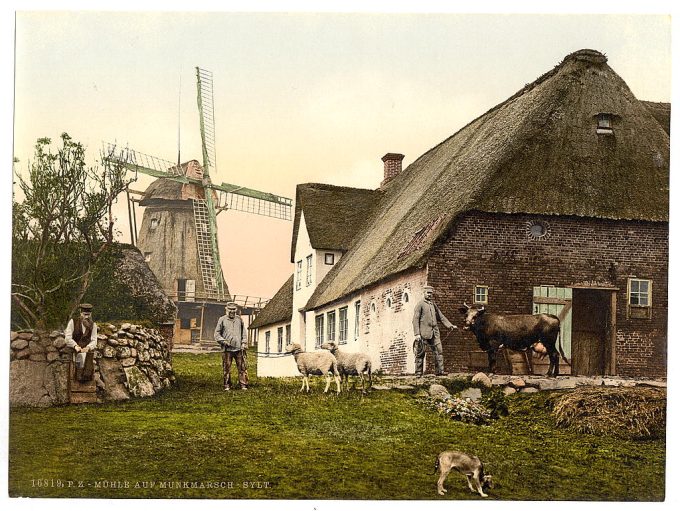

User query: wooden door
[571,289,608,376]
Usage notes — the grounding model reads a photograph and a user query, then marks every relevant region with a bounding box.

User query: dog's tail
[433,456,440,475]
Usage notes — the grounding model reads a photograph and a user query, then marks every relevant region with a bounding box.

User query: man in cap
[64,303,98,382]
[412,286,456,377]
[214,301,248,390]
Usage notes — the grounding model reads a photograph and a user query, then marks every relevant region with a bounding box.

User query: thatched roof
[641,101,671,135]
[291,183,381,262]
[249,275,293,329]
[305,49,670,311]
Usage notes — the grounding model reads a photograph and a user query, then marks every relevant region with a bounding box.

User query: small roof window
[597,113,614,135]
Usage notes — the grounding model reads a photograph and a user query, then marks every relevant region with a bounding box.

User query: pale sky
[9,6,674,301]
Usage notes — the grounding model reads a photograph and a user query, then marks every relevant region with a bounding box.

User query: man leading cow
[412,286,457,377]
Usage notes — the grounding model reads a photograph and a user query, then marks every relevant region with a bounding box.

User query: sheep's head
[320,342,338,352]
[285,343,302,354]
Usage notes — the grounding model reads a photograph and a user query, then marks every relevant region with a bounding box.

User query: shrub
[480,387,509,419]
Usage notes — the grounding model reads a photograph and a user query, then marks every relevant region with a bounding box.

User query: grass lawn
[9,350,666,500]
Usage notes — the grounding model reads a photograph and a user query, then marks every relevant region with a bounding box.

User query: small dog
[434,450,494,498]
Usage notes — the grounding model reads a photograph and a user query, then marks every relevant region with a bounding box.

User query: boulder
[121,357,136,367]
[46,352,60,362]
[116,346,132,359]
[98,358,130,401]
[102,346,116,358]
[10,339,29,351]
[53,337,67,349]
[503,386,517,396]
[107,338,119,347]
[471,372,493,388]
[17,332,34,341]
[519,387,539,393]
[43,362,70,404]
[121,323,132,330]
[124,366,155,398]
[509,377,527,389]
[10,331,19,341]
[28,341,45,354]
[10,360,49,407]
[16,348,31,360]
[29,353,47,362]
[428,384,451,401]
[460,387,483,402]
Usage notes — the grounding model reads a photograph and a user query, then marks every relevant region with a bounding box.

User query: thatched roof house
[249,275,293,330]
[254,49,669,379]
[305,49,669,312]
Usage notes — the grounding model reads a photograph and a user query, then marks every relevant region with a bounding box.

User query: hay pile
[551,386,666,440]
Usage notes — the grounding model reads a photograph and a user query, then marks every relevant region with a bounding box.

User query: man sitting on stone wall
[64,303,98,382]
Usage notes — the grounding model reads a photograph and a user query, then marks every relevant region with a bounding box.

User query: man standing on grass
[214,301,248,391]
[64,303,98,382]
[412,286,456,377]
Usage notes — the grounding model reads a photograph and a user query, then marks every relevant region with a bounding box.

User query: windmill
[104,67,292,343]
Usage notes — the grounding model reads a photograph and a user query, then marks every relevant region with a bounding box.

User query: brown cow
[459,303,566,377]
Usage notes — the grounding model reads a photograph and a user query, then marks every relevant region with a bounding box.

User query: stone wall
[9,323,175,407]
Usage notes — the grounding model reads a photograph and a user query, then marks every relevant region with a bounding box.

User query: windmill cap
[565,49,607,64]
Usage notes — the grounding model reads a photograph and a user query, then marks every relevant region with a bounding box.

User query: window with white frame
[277,327,284,352]
[339,307,348,344]
[474,285,489,304]
[354,301,361,340]
[306,255,313,287]
[295,260,302,290]
[327,310,336,342]
[628,278,652,319]
[315,314,324,347]
[265,331,271,354]
[597,113,614,134]
[285,324,291,346]
[324,253,335,265]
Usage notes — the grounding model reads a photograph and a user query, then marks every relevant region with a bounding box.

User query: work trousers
[222,350,248,389]
[415,328,445,376]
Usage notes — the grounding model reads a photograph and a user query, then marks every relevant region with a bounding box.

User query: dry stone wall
[9,323,175,407]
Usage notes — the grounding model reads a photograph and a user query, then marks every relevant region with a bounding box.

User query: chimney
[381,153,405,187]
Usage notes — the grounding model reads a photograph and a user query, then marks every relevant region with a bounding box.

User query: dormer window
[597,114,613,134]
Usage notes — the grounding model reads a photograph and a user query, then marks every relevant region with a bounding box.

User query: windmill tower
[105,67,292,344]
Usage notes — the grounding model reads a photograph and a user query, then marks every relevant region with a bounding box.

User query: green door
[532,286,572,360]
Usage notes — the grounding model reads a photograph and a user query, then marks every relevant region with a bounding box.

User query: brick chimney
[381,153,405,187]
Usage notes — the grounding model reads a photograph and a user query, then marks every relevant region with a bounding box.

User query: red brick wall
[427,211,668,378]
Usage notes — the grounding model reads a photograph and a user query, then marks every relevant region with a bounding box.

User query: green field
[8,351,666,500]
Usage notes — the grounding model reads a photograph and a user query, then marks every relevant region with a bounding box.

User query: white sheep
[320,342,372,393]
[285,343,341,394]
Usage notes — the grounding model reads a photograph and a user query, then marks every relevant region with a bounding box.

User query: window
[402,290,410,304]
[327,310,336,342]
[285,324,291,345]
[150,218,159,230]
[265,331,271,354]
[144,252,152,262]
[526,219,550,240]
[315,314,324,347]
[324,253,335,265]
[306,255,313,287]
[295,260,302,290]
[474,285,489,304]
[597,113,613,134]
[277,327,284,352]
[185,279,196,302]
[177,278,186,301]
[628,278,652,319]
[339,307,348,344]
[386,296,393,309]
[354,301,361,340]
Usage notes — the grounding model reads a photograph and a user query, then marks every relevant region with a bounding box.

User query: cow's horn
[479,306,485,312]
[463,302,470,309]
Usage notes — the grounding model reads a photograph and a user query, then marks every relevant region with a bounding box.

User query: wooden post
[609,291,617,375]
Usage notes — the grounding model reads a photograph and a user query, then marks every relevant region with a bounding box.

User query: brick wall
[427,211,668,378]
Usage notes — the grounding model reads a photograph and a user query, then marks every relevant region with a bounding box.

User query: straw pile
[551,387,666,440]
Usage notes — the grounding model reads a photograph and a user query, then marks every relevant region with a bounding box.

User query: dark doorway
[571,289,612,376]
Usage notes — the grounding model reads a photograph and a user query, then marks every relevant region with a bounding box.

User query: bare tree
[12,133,132,329]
